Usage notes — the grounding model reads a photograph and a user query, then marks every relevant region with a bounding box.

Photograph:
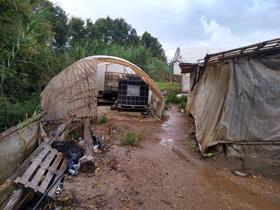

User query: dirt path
[61,106,280,210]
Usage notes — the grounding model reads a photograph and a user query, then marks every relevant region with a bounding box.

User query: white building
[173,47,222,92]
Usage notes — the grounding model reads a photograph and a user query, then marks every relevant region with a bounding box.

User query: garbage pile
[51,130,104,196]
[51,141,84,175]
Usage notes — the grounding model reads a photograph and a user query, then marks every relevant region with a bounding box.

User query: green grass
[66,130,79,142]
[179,95,188,109]
[166,93,187,105]
[156,81,180,91]
[98,115,108,124]
[121,131,142,146]
[165,92,188,111]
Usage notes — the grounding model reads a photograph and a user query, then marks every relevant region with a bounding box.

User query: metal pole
[32,170,65,210]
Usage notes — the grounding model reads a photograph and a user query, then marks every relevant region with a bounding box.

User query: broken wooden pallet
[14,145,67,198]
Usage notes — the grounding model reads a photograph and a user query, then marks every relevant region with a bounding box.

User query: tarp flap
[218,55,280,143]
[0,120,39,183]
[187,63,230,152]
[227,144,280,162]
[188,54,280,154]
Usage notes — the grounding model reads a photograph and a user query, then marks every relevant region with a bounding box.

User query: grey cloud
[50,0,280,57]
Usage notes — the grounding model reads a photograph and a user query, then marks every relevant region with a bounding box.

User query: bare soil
[56,106,280,210]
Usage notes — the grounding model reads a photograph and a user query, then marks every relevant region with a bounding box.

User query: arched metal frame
[41,55,164,121]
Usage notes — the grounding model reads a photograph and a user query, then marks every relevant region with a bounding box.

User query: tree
[45,2,68,49]
[68,17,85,44]
[0,0,169,131]
[141,31,166,61]
[0,0,53,98]
[92,17,140,46]
[0,0,53,131]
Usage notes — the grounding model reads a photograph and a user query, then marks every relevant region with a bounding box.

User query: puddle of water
[160,138,174,147]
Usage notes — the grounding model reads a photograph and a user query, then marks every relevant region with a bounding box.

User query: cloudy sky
[50,0,280,59]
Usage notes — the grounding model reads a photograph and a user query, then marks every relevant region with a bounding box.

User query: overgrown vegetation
[66,130,79,142]
[156,82,180,91]
[98,115,108,124]
[178,96,188,110]
[165,93,188,110]
[121,131,143,146]
[0,0,171,131]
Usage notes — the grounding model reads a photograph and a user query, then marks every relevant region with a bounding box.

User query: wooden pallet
[15,145,67,198]
[117,104,147,112]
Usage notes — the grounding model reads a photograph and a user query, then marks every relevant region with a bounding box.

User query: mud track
[59,106,280,210]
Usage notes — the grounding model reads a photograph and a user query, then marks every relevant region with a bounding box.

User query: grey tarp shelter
[183,38,280,161]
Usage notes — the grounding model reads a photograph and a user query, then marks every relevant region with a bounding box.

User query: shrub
[178,95,188,110]
[98,115,108,124]
[156,82,180,91]
[165,93,187,106]
[0,96,39,132]
[121,131,141,146]
[165,92,179,105]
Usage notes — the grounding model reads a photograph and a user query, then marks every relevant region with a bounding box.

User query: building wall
[173,62,182,75]
[181,73,190,92]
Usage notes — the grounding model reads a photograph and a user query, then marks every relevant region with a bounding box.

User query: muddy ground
[54,106,280,210]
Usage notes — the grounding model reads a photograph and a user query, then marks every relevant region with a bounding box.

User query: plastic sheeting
[41,56,164,121]
[187,63,230,152]
[227,144,280,163]
[0,119,40,183]
[0,117,40,204]
[188,54,280,155]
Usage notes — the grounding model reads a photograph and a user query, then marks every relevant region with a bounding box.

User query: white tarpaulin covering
[188,54,280,156]
[41,56,164,121]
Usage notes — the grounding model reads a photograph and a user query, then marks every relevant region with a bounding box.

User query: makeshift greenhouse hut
[183,38,280,161]
[41,55,164,120]
[0,56,164,208]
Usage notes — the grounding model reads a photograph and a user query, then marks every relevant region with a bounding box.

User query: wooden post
[79,118,95,174]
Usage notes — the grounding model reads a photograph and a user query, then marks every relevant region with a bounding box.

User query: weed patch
[98,115,108,124]
[121,131,143,146]
[165,93,188,110]
[156,82,180,91]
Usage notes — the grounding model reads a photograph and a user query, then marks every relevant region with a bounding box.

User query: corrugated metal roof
[205,37,280,63]
[179,63,198,73]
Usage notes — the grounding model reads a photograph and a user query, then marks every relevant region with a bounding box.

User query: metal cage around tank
[117,75,149,110]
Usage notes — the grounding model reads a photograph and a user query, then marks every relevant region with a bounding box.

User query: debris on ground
[232,170,249,177]
[51,107,280,209]
[92,133,104,151]
[55,183,64,195]
[51,141,84,175]
[202,152,215,158]
[54,190,76,206]
[8,106,280,210]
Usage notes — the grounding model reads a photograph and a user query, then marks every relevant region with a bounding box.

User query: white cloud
[50,0,280,59]
[197,16,280,51]
[199,16,243,49]
[250,0,277,13]
[50,0,189,59]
